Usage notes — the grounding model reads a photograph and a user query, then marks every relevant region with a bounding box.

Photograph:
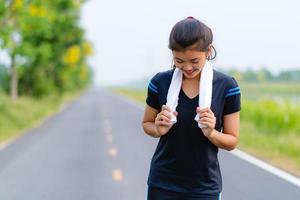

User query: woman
[142,17,241,200]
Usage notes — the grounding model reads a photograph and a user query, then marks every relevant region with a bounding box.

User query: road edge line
[230,149,300,187]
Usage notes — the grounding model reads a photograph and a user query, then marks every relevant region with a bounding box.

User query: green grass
[108,85,300,177]
[241,99,300,134]
[239,121,300,177]
[0,88,86,142]
[109,87,147,103]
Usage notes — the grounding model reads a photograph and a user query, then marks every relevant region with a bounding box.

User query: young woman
[142,17,241,200]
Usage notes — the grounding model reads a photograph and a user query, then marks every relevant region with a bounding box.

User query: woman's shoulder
[152,68,174,79]
[213,69,240,89]
[149,68,174,85]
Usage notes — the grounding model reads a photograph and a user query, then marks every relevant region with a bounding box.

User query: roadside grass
[0,88,87,143]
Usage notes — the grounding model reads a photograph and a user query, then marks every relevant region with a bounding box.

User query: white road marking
[112,169,123,182]
[108,88,300,188]
[108,147,118,157]
[231,149,300,187]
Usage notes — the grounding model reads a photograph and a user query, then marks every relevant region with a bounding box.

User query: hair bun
[187,16,195,19]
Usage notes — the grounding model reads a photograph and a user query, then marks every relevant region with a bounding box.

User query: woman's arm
[142,105,178,138]
[207,112,240,151]
[142,105,160,138]
[197,107,240,151]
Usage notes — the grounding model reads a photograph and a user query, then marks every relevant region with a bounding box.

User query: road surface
[0,87,299,200]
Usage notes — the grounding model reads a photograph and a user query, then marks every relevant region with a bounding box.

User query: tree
[277,70,300,82]
[257,68,274,82]
[242,69,258,82]
[0,0,24,101]
[1,0,93,98]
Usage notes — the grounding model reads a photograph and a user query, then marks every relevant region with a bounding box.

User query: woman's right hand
[154,105,178,137]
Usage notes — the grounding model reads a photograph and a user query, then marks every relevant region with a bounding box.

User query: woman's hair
[168,16,216,60]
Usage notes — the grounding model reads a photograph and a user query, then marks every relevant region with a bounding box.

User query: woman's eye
[176,60,183,63]
[191,61,199,64]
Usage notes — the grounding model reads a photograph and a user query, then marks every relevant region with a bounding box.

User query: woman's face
[173,49,209,80]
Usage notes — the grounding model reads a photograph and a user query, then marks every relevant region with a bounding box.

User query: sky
[80,0,300,86]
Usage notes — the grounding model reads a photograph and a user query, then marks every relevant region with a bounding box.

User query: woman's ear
[206,44,213,60]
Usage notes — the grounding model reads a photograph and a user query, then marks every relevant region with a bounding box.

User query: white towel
[166,60,213,128]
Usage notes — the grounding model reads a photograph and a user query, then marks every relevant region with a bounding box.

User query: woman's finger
[162,105,171,112]
[199,112,211,118]
[200,117,214,123]
[199,107,209,114]
[157,115,171,123]
[162,110,172,119]
[208,108,215,116]
[157,120,173,127]
[199,121,214,129]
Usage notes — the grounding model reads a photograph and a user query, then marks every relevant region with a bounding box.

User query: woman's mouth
[185,69,196,75]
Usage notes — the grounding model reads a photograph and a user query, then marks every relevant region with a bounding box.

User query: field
[109,82,300,177]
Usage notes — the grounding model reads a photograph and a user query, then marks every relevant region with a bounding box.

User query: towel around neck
[166,60,213,128]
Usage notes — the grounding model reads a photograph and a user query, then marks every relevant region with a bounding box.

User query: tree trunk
[10,53,18,102]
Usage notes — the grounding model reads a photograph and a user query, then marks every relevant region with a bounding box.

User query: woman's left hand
[196,107,216,137]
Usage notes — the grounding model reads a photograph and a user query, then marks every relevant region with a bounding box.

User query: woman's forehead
[173,50,206,60]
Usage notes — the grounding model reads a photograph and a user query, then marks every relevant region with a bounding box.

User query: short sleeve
[223,77,241,115]
[146,72,161,110]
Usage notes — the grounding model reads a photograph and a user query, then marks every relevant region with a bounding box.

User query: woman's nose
[182,64,194,70]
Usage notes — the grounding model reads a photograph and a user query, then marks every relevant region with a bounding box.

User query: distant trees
[226,68,300,83]
[0,0,93,100]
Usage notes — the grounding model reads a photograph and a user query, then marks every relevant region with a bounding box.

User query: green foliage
[277,70,300,82]
[0,0,92,98]
[241,99,300,134]
[225,68,300,83]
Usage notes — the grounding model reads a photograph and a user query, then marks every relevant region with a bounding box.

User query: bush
[241,99,300,134]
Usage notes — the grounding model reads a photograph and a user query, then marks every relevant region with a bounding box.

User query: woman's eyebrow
[175,57,199,61]
[175,57,184,61]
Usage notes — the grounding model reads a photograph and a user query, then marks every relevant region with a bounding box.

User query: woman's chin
[183,71,200,79]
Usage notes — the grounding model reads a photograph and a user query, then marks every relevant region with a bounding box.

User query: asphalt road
[0,87,299,200]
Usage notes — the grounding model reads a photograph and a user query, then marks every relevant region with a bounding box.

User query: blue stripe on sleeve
[149,82,158,90]
[228,86,240,93]
[225,90,240,97]
[148,84,158,93]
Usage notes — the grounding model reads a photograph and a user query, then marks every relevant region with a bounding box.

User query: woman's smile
[182,68,200,78]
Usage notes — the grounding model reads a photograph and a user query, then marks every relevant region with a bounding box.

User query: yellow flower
[29,5,38,16]
[63,45,81,64]
[28,5,47,17]
[12,0,23,11]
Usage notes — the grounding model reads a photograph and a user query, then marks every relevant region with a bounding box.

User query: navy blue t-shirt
[146,68,241,195]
